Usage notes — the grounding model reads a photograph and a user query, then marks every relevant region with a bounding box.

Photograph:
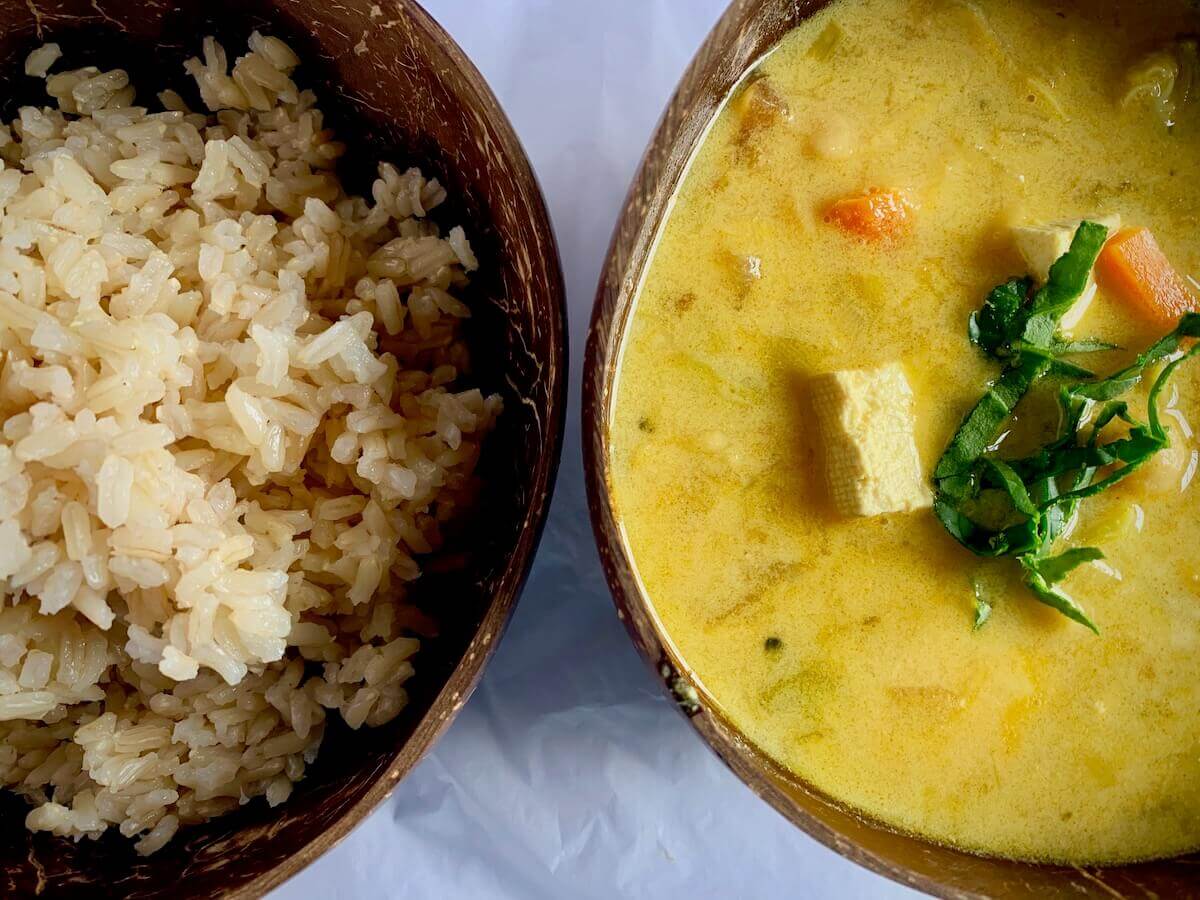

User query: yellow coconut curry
[610,0,1200,865]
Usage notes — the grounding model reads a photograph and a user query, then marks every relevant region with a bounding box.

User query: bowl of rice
[0,0,566,895]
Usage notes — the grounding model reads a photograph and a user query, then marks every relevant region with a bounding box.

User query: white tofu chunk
[1011,214,1120,333]
[811,363,931,518]
[1012,214,1121,283]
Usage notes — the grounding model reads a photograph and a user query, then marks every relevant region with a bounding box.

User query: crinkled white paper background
[276,3,918,897]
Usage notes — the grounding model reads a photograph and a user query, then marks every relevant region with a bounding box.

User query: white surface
[277,3,919,898]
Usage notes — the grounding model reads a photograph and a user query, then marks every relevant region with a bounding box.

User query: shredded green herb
[970,578,992,631]
[934,222,1200,632]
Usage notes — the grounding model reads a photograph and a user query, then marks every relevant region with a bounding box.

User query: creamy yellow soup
[610,0,1200,865]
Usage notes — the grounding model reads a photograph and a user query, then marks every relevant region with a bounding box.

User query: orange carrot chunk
[1096,227,1197,328]
[824,188,915,243]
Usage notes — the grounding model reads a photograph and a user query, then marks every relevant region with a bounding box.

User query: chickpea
[807,112,857,160]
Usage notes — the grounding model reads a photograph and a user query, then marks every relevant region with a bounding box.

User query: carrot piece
[824,188,915,243]
[1096,227,1197,328]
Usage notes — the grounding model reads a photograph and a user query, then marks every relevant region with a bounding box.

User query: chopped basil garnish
[935,222,1200,632]
[970,578,993,631]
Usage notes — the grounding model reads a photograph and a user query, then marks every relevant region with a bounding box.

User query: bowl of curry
[585,0,1200,896]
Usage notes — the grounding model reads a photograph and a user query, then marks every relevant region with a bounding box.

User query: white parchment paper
[275,3,919,897]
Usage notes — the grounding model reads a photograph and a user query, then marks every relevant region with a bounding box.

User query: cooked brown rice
[0,33,500,854]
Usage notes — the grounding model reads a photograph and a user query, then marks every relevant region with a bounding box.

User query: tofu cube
[1011,214,1120,333]
[811,363,931,518]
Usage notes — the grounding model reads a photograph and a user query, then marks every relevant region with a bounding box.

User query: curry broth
[610,0,1200,864]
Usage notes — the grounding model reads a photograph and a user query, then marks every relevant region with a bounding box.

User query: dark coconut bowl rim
[0,0,567,896]
[582,0,1198,897]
